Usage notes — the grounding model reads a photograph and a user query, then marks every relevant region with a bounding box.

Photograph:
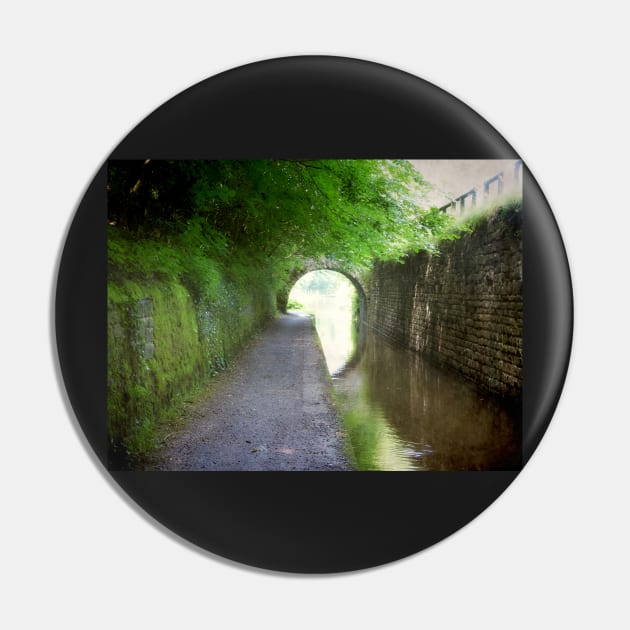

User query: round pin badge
[56,56,572,573]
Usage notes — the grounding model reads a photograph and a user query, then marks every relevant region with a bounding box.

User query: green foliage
[457,196,522,234]
[108,159,460,270]
[295,270,346,295]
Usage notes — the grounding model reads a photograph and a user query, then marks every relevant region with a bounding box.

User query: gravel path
[155,313,351,470]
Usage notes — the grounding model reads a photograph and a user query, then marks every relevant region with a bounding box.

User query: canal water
[312,299,521,471]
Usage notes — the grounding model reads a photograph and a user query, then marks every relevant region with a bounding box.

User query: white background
[2,2,628,628]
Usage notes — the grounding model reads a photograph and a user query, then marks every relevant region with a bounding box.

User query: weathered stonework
[136,297,155,359]
[367,207,522,401]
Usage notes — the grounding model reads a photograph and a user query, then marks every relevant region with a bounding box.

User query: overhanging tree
[108,159,458,277]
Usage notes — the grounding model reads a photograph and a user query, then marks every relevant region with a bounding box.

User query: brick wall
[367,206,522,401]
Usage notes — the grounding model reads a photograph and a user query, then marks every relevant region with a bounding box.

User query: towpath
[155,313,351,470]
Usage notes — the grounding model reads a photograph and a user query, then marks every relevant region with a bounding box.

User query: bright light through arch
[288,270,357,375]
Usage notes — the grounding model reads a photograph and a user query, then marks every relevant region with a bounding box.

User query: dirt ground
[154,313,351,470]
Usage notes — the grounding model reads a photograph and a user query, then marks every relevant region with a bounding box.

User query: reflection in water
[315,309,521,471]
[314,300,355,375]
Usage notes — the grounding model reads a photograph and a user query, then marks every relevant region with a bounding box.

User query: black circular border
[55,56,572,573]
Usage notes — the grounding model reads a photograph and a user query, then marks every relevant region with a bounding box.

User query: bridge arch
[282,261,368,326]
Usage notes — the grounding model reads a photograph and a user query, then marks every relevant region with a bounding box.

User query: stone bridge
[278,257,369,325]
[283,202,522,402]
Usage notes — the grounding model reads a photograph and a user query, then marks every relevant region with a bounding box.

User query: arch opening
[288,270,365,376]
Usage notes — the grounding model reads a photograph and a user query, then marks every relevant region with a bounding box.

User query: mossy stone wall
[108,269,276,466]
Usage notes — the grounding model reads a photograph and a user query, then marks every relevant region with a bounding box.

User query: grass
[455,194,522,231]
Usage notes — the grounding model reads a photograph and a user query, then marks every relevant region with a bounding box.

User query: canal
[292,272,521,471]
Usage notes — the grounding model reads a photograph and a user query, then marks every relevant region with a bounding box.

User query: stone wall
[367,206,522,401]
[107,270,276,466]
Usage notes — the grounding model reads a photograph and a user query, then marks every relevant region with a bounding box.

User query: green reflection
[335,381,419,471]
